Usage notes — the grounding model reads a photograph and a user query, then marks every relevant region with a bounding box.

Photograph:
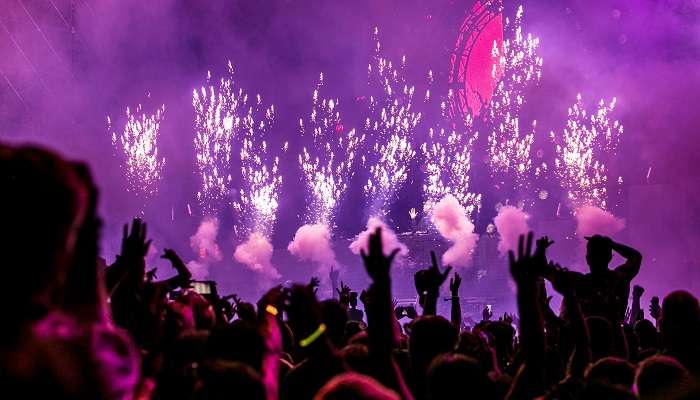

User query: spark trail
[486,5,542,189]
[109,103,166,199]
[550,94,623,209]
[193,61,246,215]
[363,27,421,217]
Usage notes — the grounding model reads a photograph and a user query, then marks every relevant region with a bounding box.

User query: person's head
[0,145,90,316]
[193,361,265,400]
[585,235,613,273]
[455,331,497,373]
[635,355,689,400]
[634,319,659,350]
[586,316,614,361]
[481,321,516,363]
[342,320,366,346]
[339,344,371,375]
[208,320,264,372]
[321,299,348,348]
[313,372,400,400]
[578,383,636,400]
[426,354,493,400]
[585,357,636,390]
[409,316,458,376]
[659,290,700,351]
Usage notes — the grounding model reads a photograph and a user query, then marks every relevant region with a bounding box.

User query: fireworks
[363,27,422,216]
[550,94,623,209]
[193,61,247,215]
[109,103,166,199]
[232,94,283,239]
[421,90,481,219]
[298,73,364,226]
[486,5,542,187]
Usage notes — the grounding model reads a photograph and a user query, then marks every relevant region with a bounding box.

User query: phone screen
[192,281,212,295]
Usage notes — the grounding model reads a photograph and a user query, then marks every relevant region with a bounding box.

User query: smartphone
[651,296,659,306]
[192,281,213,295]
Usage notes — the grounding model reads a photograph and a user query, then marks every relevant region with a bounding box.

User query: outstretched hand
[336,281,351,304]
[424,251,452,293]
[360,227,400,284]
[449,272,461,297]
[308,276,321,294]
[120,218,151,266]
[508,232,540,284]
[329,267,339,284]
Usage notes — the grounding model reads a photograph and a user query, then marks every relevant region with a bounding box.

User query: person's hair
[426,354,493,400]
[193,360,265,400]
[578,382,636,400]
[207,320,264,372]
[660,291,700,351]
[635,355,689,400]
[313,372,400,400]
[455,331,496,373]
[409,316,459,376]
[0,145,89,320]
[585,357,635,390]
[338,344,371,375]
[586,235,613,272]
[321,299,349,348]
[634,319,659,350]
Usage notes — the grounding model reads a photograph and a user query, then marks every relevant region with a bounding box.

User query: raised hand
[146,268,158,282]
[360,227,400,284]
[426,250,453,292]
[336,281,351,305]
[548,262,576,298]
[536,236,554,252]
[508,232,538,284]
[449,272,462,297]
[482,306,493,321]
[649,296,661,320]
[359,289,370,308]
[120,218,151,262]
[329,267,339,284]
[633,285,645,298]
[308,276,321,294]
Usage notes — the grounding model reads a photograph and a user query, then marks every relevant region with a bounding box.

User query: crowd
[2,143,699,399]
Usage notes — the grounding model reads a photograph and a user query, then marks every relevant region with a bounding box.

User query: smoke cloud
[349,217,408,258]
[234,232,280,282]
[494,206,530,256]
[432,195,478,268]
[187,217,223,280]
[575,205,626,239]
[288,223,337,277]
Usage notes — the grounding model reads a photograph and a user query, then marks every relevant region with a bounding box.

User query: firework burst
[193,61,247,215]
[232,95,283,239]
[550,94,623,209]
[486,5,542,188]
[109,103,166,199]
[421,89,481,219]
[298,73,364,226]
[363,27,422,216]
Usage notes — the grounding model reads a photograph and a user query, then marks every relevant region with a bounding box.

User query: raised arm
[415,251,451,316]
[449,272,462,329]
[608,237,642,278]
[549,263,591,381]
[361,228,413,399]
[156,249,192,291]
[506,233,546,400]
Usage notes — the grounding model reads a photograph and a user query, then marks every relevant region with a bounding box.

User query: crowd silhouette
[1,143,699,399]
